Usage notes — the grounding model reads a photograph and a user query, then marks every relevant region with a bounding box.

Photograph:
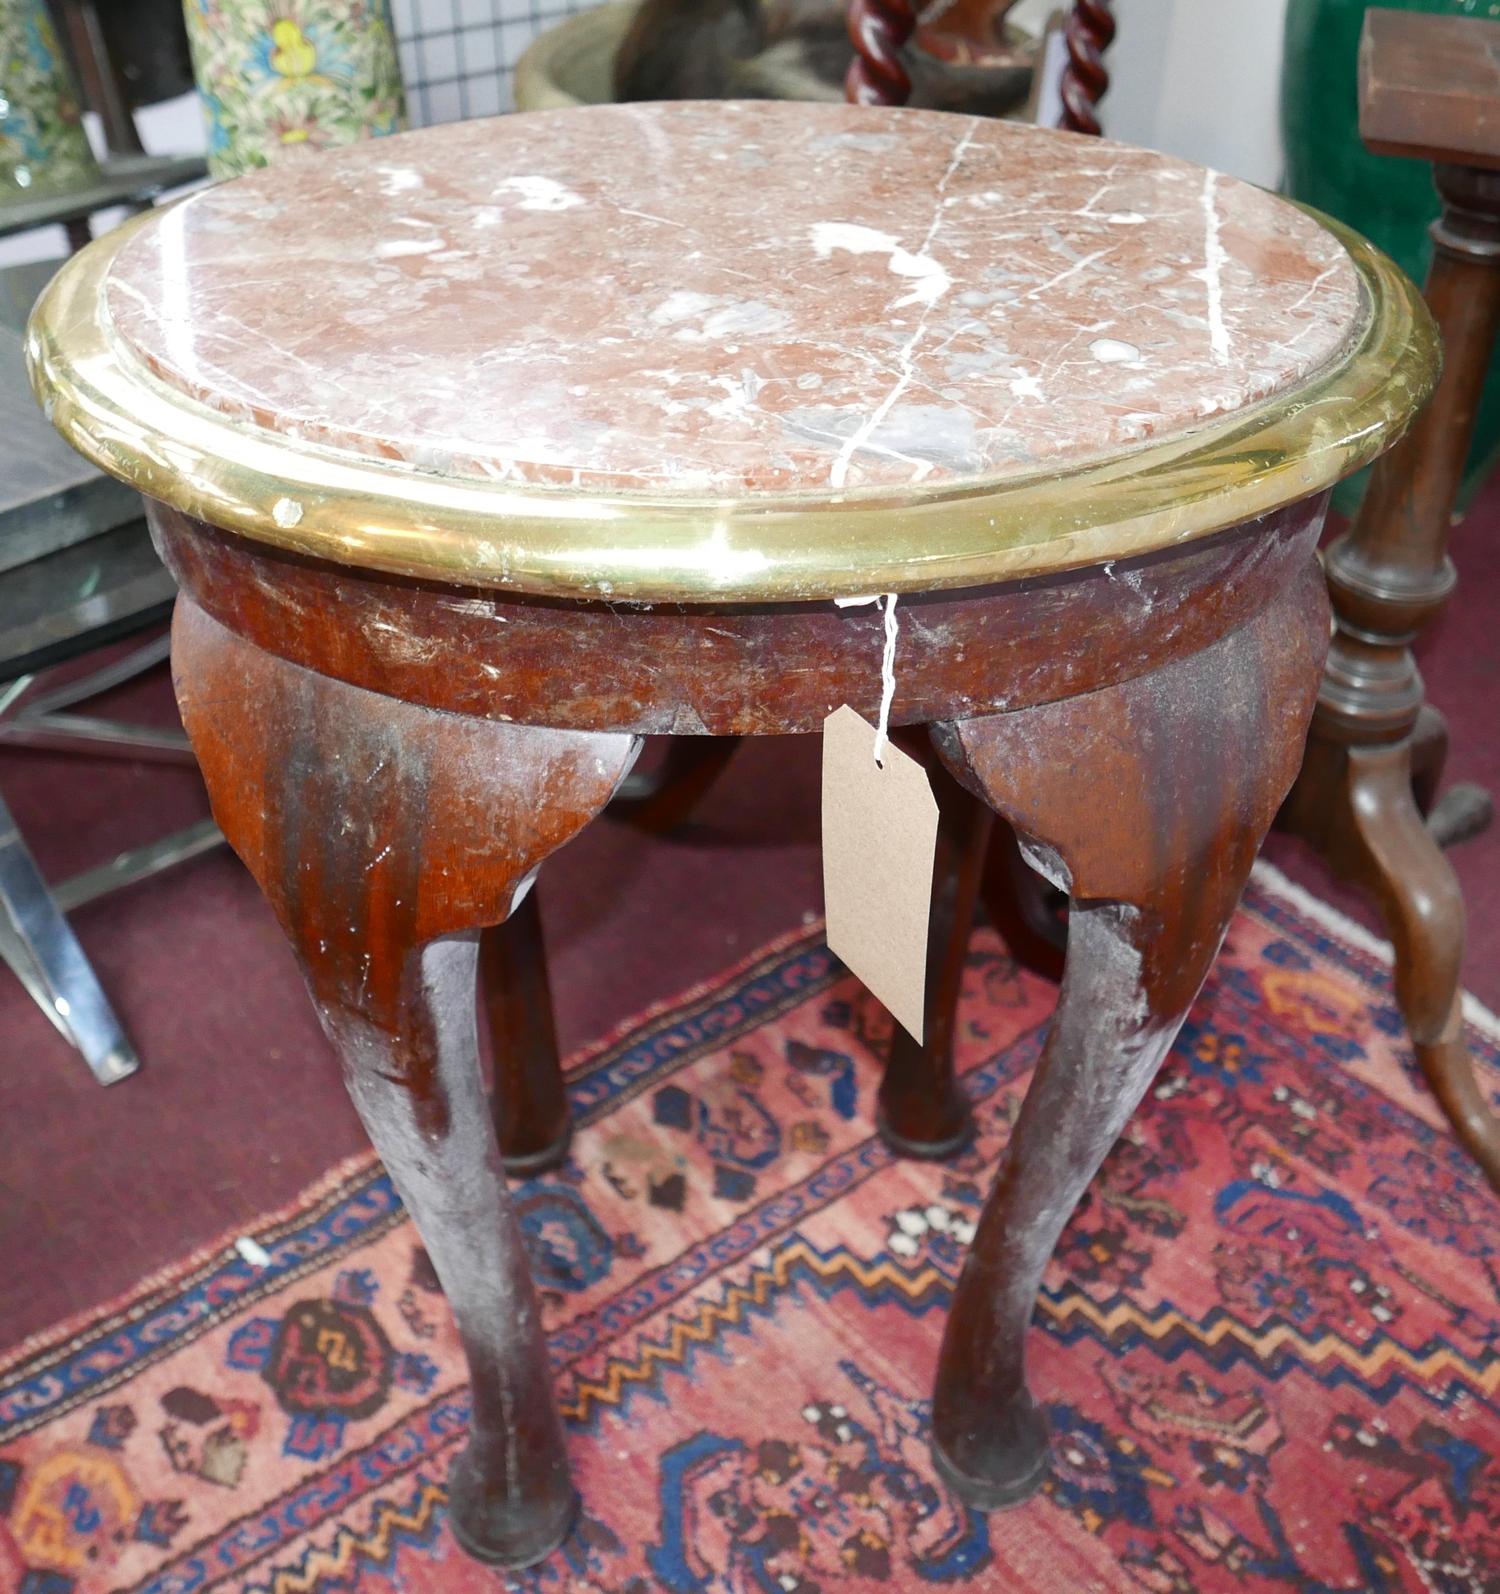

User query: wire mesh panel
[390,0,595,125]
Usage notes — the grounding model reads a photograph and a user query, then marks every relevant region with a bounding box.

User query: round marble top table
[30,102,1436,1570]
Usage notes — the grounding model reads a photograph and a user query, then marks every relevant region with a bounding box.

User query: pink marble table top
[101,101,1362,498]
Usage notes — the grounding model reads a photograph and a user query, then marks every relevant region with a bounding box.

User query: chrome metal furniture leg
[0,634,196,761]
[3,633,170,715]
[51,816,222,912]
[0,790,138,1084]
[0,636,227,1084]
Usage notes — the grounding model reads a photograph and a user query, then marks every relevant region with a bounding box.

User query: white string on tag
[833,591,901,767]
[876,592,899,767]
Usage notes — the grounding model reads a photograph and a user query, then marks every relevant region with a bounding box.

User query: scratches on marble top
[375,237,446,258]
[1198,169,1233,366]
[826,117,980,490]
[99,100,1361,498]
[494,174,585,212]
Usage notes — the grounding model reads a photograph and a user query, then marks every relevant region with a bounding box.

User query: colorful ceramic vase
[183,0,407,180]
[0,0,102,201]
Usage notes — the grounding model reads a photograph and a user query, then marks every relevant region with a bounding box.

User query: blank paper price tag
[821,705,939,1042]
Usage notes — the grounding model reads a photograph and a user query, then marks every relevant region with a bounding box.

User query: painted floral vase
[0,0,102,201]
[183,0,407,180]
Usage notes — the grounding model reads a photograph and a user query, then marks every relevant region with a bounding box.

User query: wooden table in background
[1283,5,1500,1191]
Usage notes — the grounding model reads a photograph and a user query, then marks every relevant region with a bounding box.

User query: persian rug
[2,863,1497,1594]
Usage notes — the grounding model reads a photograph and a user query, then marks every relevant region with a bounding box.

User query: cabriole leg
[171,598,640,1567]
[928,562,1328,1507]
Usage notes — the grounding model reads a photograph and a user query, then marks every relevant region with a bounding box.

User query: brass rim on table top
[26,203,1438,604]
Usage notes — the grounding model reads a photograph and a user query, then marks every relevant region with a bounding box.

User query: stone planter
[513,2,637,112]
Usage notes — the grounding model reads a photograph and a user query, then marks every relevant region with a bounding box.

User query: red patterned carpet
[1,866,1497,1594]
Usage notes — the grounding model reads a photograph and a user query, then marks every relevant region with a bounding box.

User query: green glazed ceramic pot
[0,0,102,201]
[1282,0,1500,508]
[183,0,408,180]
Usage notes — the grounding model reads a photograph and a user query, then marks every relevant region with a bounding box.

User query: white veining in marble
[101,101,1363,497]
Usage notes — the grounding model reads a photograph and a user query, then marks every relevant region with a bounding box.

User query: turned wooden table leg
[1288,734,1499,1188]
[928,560,1328,1507]
[1337,745,1495,1182]
[611,736,740,832]
[878,748,987,1159]
[1283,162,1500,1190]
[170,598,640,1568]
[482,890,571,1176]
[979,817,1067,983]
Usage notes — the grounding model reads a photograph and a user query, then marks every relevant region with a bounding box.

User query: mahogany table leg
[1411,705,1493,848]
[170,598,640,1568]
[979,816,1067,983]
[1342,745,1499,1183]
[927,559,1328,1508]
[878,751,987,1159]
[482,889,571,1176]
[1283,161,1500,1190]
[480,737,738,1171]
[610,735,740,833]
[485,727,990,1170]
[1288,734,1499,1188]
